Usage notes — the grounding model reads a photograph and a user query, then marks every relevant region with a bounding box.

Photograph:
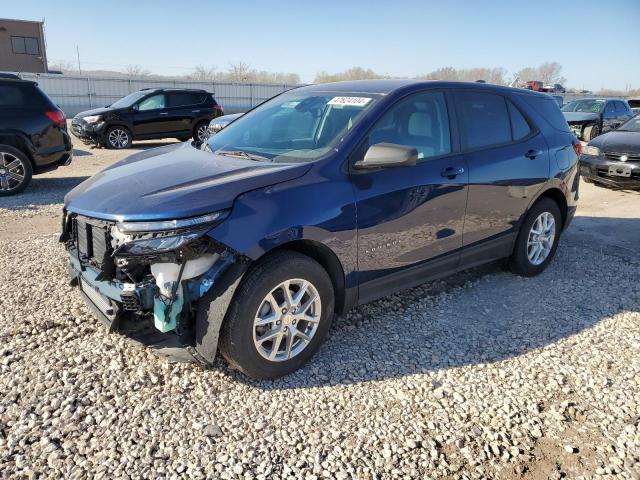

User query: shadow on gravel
[227,223,639,390]
[73,148,93,157]
[0,176,89,210]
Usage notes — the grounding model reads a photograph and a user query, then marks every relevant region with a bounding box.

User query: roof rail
[0,72,22,80]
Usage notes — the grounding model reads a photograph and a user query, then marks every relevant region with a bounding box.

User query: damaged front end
[60,209,245,364]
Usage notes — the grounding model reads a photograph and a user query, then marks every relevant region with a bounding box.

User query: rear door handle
[192,109,201,113]
[159,112,169,115]
[525,149,542,159]
[440,166,465,179]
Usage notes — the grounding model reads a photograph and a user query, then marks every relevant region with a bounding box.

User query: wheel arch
[267,239,348,314]
[530,186,568,229]
[0,134,35,167]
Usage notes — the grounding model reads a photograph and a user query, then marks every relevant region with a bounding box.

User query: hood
[64,143,311,221]
[589,130,640,151]
[562,111,600,122]
[74,106,114,119]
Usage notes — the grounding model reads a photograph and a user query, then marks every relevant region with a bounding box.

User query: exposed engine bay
[60,210,244,363]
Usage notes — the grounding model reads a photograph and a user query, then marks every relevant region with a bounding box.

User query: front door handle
[440,166,465,179]
[159,112,169,115]
[525,149,542,159]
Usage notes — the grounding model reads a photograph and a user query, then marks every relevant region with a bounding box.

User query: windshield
[561,100,605,114]
[618,116,640,132]
[110,91,150,109]
[206,91,379,163]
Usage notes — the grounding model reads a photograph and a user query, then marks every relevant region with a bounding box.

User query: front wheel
[582,123,599,142]
[0,145,33,196]
[218,251,334,379]
[509,197,562,277]
[105,126,132,149]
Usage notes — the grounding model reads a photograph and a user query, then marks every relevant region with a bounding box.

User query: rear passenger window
[168,92,205,107]
[0,84,48,107]
[456,92,511,149]
[507,100,531,140]
[518,94,569,133]
[365,91,451,161]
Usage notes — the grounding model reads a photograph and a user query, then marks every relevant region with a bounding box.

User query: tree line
[46,59,638,96]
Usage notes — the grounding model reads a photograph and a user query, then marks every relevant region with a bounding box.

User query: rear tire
[105,126,132,149]
[0,145,33,196]
[509,197,562,277]
[218,251,334,379]
[193,121,209,144]
[582,123,599,142]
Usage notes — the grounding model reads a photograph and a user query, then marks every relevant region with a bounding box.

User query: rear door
[454,90,549,250]
[614,101,633,125]
[602,101,618,132]
[132,93,170,137]
[351,90,469,301]
[166,91,207,135]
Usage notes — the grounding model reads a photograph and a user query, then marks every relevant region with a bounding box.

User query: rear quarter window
[0,83,50,108]
[518,93,570,133]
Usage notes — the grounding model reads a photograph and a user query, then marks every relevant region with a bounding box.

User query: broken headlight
[113,211,228,256]
[116,211,228,233]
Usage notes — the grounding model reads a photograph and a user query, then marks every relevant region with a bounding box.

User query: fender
[0,130,36,160]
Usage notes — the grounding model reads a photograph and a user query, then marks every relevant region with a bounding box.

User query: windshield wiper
[216,150,271,162]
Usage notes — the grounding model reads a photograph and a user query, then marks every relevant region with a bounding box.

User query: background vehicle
[542,83,566,93]
[70,88,223,149]
[580,115,640,189]
[207,112,243,137]
[0,73,72,196]
[628,99,640,116]
[549,94,563,108]
[561,98,634,141]
[62,80,579,379]
[526,80,543,91]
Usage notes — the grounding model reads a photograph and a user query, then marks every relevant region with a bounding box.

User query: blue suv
[62,80,580,378]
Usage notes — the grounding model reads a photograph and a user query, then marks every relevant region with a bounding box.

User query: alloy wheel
[196,124,209,143]
[253,279,322,362]
[108,128,130,148]
[0,151,26,192]
[527,212,556,265]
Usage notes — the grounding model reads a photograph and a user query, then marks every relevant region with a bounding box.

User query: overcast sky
[4,0,639,90]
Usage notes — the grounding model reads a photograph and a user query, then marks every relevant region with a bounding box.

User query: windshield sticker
[328,96,372,107]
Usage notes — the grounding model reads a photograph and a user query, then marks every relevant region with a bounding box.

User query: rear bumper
[32,130,73,173]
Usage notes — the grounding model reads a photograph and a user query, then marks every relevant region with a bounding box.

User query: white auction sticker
[328,96,372,107]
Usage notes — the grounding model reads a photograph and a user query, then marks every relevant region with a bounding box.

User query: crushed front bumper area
[70,119,105,146]
[62,213,247,365]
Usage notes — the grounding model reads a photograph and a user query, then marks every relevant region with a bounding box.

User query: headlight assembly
[116,211,228,234]
[83,115,102,124]
[116,230,207,256]
[582,145,600,156]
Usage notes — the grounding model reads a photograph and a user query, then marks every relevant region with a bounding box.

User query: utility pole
[76,45,82,75]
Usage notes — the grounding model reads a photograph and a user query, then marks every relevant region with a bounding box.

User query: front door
[351,90,468,302]
[132,93,172,137]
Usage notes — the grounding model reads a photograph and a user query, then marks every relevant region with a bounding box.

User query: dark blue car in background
[61,80,580,378]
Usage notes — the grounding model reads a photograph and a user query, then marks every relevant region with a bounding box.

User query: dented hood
[64,143,310,221]
[562,111,600,123]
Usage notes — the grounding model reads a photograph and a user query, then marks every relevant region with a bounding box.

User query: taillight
[45,110,66,126]
[572,139,582,157]
[214,104,223,113]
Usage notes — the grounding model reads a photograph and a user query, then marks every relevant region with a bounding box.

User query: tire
[193,121,209,144]
[508,197,562,277]
[218,251,335,379]
[176,136,191,142]
[582,123,599,142]
[582,177,594,184]
[0,145,33,196]
[105,126,132,149]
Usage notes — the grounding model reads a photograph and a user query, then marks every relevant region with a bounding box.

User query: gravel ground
[1,134,639,479]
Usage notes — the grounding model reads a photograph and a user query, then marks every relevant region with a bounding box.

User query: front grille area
[604,152,640,163]
[72,216,116,277]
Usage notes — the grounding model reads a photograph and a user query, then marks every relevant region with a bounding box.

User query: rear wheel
[193,121,209,144]
[0,145,32,196]
[105,126,132,149]
[509,197,562,277]
[582,123,599,142]
[218,251,334,379]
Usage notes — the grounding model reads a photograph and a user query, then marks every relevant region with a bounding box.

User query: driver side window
[138,94,166,111]
[365,91,451,161]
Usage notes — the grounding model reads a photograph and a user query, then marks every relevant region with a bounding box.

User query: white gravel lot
[0,135,639,479]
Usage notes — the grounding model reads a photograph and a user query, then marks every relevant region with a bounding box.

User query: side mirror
[131,104,139,112]
[354,143,418,169]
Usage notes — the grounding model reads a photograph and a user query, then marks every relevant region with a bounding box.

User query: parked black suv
[71,88,223,149]
[0,73,72,196]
